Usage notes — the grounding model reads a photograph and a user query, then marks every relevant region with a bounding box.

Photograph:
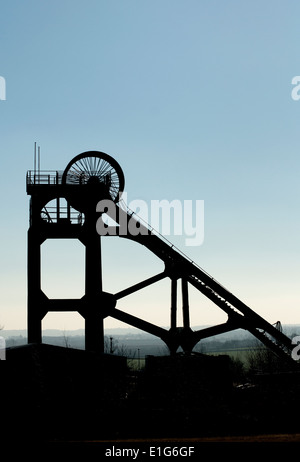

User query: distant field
[128,358,146,370]
[127,347,265,370]
[207,347,264,365]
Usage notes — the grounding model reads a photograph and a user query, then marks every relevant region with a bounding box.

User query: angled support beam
[109,307,170,343]
[188,269,293,351]
[245,324,295,362]
[192,321,240,344]
[114,271,167,300]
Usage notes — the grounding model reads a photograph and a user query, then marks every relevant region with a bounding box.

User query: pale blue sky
[0,0,299,333]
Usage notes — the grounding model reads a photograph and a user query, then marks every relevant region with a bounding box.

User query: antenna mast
[34,142,36,171]
[38,146,40,174]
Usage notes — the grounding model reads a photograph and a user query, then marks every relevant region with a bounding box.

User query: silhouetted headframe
[26,150,295,360]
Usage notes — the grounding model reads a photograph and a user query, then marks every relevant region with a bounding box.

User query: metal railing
[26,170,63,185]
[41,206,83,225]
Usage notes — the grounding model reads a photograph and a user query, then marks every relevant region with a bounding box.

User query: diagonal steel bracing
[105,204,295,360]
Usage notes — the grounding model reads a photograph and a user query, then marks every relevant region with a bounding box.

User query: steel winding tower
[27,151,124,352]
[27,150,295,361]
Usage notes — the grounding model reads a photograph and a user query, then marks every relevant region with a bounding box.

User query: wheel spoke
[80,157,90,173]
[95,156,101,173]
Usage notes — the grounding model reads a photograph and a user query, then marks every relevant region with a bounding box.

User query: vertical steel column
[27,198,42,344]
[181,278,190,329]
[170,278,177,330]
[84,209,104,353]
[67,201,71,222]
[56,197,60,221]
